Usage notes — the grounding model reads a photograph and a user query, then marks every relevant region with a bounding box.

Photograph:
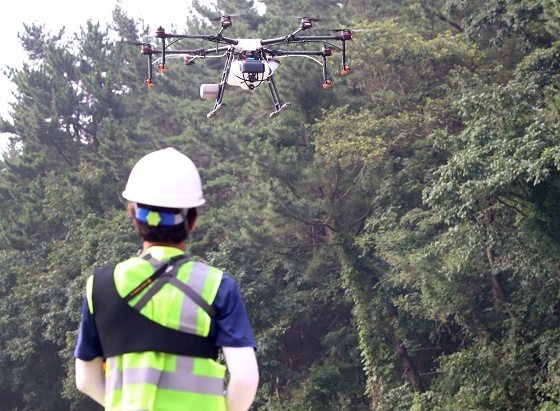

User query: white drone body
[200,38,280,100]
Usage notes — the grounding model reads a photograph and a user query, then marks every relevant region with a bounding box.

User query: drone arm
[164,33,239,46]
[268,50,326,57]
[294,35,344,41]
[260,36,290,46]
[162,46,231,57]
[261,34,344,46]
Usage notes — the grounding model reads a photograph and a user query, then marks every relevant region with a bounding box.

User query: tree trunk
[386,301,424,392]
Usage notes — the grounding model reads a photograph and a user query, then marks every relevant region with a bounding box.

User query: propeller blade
[208,12,245,21]
[122,40,151,46]
[290,16,322,21]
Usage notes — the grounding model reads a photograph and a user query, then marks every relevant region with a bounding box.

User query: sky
[0,0,208,120]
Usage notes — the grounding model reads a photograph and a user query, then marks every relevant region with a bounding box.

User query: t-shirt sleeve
[212,274,257,349]
[74,296,103,360]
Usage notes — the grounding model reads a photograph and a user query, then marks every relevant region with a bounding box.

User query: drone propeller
[208,13,244,31]
[121,40,159,52]
[288,16,322,31]
[323,28,353,41]
[208,13,245,21]
[330,28,376,33]
[290,16,322,21]
[121,40,152,47]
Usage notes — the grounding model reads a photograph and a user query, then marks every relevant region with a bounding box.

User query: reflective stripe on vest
[177,261,217,335]
[104,353,227,411]
[105,356,224,395]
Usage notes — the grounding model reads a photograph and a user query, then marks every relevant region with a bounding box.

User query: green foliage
[2,0,560,410]
[441,0,553,48]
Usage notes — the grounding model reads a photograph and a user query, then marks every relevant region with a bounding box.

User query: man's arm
[75,357,105,406]
[223,346,259,411]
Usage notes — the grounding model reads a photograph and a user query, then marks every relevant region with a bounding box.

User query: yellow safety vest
[86,246,226,411]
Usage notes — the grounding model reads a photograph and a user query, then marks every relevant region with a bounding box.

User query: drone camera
[242,60,265,74]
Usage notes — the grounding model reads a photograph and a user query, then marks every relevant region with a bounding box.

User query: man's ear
[189,209,198,232]
[127,202,135,218]
[127,202,142,235]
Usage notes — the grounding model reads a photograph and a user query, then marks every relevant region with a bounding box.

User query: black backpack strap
[132,274,171,312]
[167,277,217,318]
[123,254,185,302]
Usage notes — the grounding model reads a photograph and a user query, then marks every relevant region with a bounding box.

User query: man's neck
[142,241,186,253]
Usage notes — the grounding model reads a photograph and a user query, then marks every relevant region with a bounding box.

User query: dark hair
[128,203,198,243]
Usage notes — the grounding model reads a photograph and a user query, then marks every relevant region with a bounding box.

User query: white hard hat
[122,147,205,208]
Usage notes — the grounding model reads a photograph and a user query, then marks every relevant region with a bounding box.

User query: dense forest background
[1,0,560,409]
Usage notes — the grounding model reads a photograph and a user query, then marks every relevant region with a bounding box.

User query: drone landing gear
[269,102,291,118]
[205,50,234,118]
[207,102,227,118]
[267,75,291,118]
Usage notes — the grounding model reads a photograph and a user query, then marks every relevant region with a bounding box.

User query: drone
[135,16,353,118]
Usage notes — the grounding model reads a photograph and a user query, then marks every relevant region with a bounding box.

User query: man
[74,147,259,411]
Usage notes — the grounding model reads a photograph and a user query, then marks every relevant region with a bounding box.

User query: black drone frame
[139,17,352,118]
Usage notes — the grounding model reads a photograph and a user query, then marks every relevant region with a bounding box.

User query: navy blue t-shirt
[74,273,256,360]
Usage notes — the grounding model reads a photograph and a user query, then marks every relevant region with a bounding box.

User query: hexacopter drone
[135,16,352,118]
